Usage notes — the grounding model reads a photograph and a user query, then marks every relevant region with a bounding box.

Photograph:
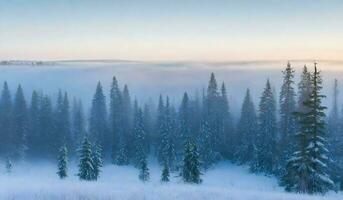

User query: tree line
[0,62,342,193]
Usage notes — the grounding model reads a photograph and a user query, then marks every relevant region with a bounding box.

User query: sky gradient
[0,0,343,61]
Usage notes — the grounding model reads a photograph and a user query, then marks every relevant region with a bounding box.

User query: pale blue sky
[0,0,343,61]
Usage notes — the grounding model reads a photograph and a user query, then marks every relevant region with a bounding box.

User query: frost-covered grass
[0,160,342,200]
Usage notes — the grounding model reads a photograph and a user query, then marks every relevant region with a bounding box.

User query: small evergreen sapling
[161,163,170,183]
[139,156,150,182]
[57,145,68,179]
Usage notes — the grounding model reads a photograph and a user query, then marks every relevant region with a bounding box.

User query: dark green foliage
[57,145,68,179]
[161,164,170,182]
[77,137,94,181]
[235,89,258,165]
[181,140,202,184]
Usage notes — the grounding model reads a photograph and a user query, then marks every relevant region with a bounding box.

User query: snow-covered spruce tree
[278,62,297,175]
[283,64,334,194]
[132,101,147,167]
[77,136,94,181]
[198,120,220,169]
[143,103,152,154]
[5,157,12,174]
[57,145,68,179]
[138,153,150,182]
[89,82,108,159]
[235,89,258,165]
[254,80,278,174]
[12,85,28,160]
[91,143,103,180]
[297,65,312,113]
[39,95,55,159]
[0,82,13,158]
[109,76,122,162]
[161,163,170,183]
[181,140,202,184]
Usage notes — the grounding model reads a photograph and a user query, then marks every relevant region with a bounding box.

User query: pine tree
[181,140,202,184]
[92,143,103,180]
[5,157,12,174]
[109,76,122,162]
[39,95,55,159]
[219,82,234,159]
[283,64,334,194]
[278,62,297,175]
[158,97,177,170]
[132,101,147,167]
[121,85,133,160]
[161,163,170,183]
[0,82,13,157]
[198,120,220,169]
[57,145,68,179]
[138,155,150,182]
[255,80,278,174]
[235,89,258,165]
[72,99,86,151]
[89,82,108,158]
[12,85,28,160]
[77,136,94,181]
[27,90,40,158]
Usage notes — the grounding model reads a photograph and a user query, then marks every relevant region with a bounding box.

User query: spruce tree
[115,136,129,165]
[283,64,334,194]
[89,82,108,158]
[72,99,86,150]
[109,76,122,162]
[235,89,258,165]
[278,62,297,175]
[138,155,150,182]
[255,80,278,174]
[57,145,68,179]
[27,90,40,158]
[161,163,170,183]
[92,143,103,180]
[12,85,28,160]
[77,136,94,181]
[220,82,234,159]
[0,82,13,157]
[198,120,220,169]
[39,95,55,159]
[132,101,147,167]
[121,85,132,160]
[181,140,202,184]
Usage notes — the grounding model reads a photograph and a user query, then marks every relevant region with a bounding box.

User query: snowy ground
[0,160,342,200]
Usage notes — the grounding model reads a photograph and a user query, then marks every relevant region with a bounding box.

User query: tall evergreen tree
[255,80,278,174]
[12,85,28,160]
[181,140,202,184]
[109,76,122,162]
[297,65,312,112]
[121,85,133,160]
[27,90,41,158]
[57,145,68,179]
[132,101,147,167]
[198,120,220,169]
[72,99,86,151]
[138,154,150,182]
[89,82,108,157]
[0,82,13,157]
[278,62,297,175]
[158,97,177,170]
[235,89,258,165]
[283,64,334,194]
